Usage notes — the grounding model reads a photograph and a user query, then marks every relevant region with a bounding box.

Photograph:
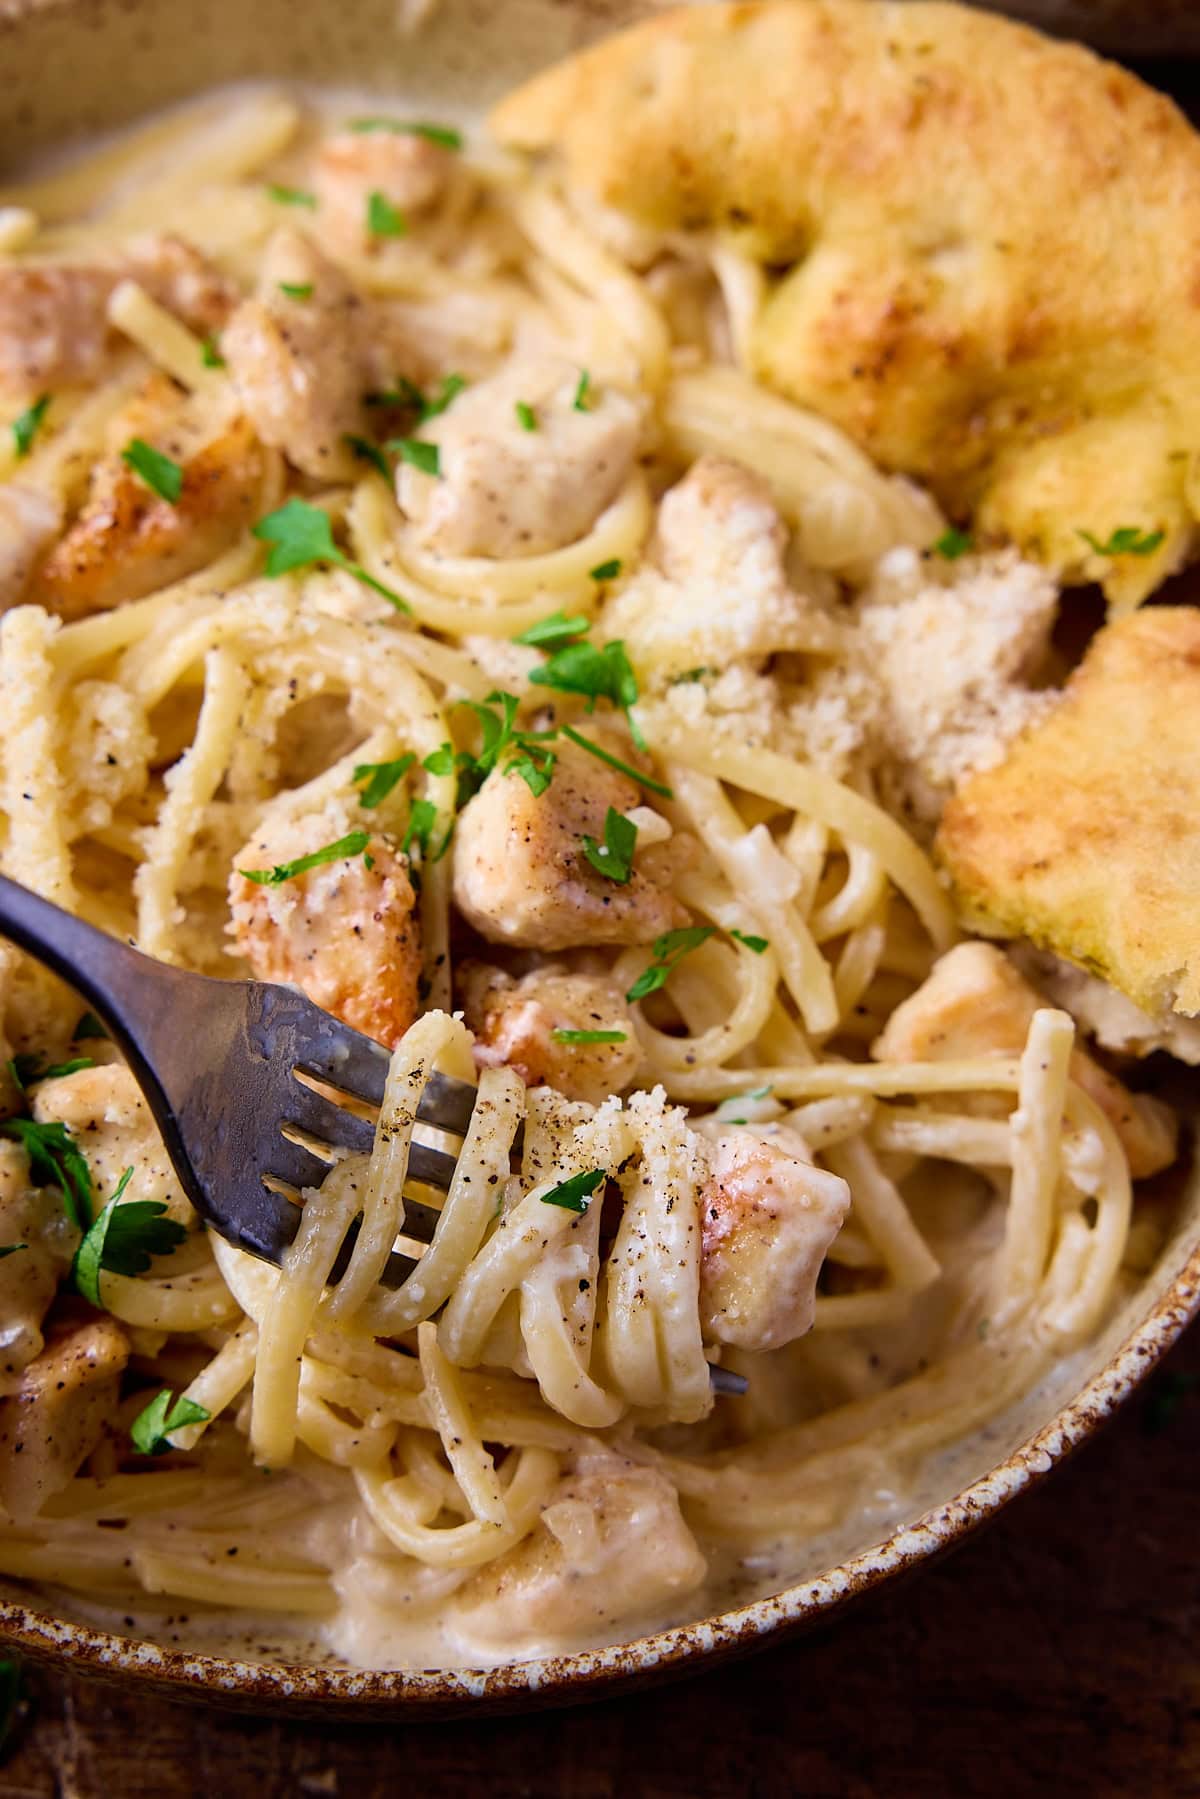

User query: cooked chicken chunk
[1012,947,1200,1068]
[452,734,686,951]
[605,456,831,680]
[398,353,643,559]
[938,607,1200,1021]
[0,484,63,611]
[461,961,640,1103]
[0,1314,128,1522]
[451,1461,705,1656]
[229,801,421,1048]
[35,373,263,619]
[873,942,1177,1180]
[34,1061,191,1225]
[0,235,234,396]
[0,1140,75,1396]
[222,229,369,480]
[315,130,455,256]
[698,1130,849,1352]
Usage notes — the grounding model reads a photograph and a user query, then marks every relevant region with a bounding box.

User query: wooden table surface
[1,1318,1198,1798]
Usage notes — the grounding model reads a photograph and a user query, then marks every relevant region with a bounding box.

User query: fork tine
[283,1084,377,1156]
[417,1072,478,1137]
[291,1023,392,1105]
[406,1141,458,1192]
[267,1136,337,1193]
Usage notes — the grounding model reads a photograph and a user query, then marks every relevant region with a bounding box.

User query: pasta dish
[0,0,1194,1668]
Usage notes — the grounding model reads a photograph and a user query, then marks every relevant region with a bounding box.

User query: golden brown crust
[936,607,1200,1017]
[493,1,1200,606]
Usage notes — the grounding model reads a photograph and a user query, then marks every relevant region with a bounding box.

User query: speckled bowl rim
[1,1235,1196,1716]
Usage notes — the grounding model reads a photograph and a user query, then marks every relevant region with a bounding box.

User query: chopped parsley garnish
[514,611,590,649]
[515,400,537,432]
[551,1028,627,1045]
[422,742,457,777]
[0,1244,25,1260]
[8,1053,95,1090]
[626,926,715,1004]
[348,119,463,150]
[560,724,673,800]
[0,1117,93,1229]
[573,369,592,412]
[253,496,410,613]
[402,797,438,860]
[714,1084,774,1124]
[267,183,316,208]
[581,805,637,884]
[670,667,712,685]
[530,637,638,725]
[541,1167,605,1213]
[419,374,466,421]
[353,754,415,807]
[932,526,972,560]
[131,1387,212,1456]
[200,336,225,369]
[239,830,371,886]
[366,376,426,410]
[278,280,314,300]
[1078,525,1165,559]
[75,1011,107,1039]
[73,1167,188,1307]
[11,393,49,459]
[389,437,440,477]
[344,433,391,479]
[589,559,622,583]
[121,438,183,504]
[366,190,407,238]
[507,744,556,797]
[730,929,769,954]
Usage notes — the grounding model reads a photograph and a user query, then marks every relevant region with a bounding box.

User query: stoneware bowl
[0,0,1197,1718]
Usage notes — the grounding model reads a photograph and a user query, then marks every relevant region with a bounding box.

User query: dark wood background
[2,1323,1199,1798]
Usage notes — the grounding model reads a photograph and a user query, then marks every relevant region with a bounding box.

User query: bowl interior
[0,0,1197,1703]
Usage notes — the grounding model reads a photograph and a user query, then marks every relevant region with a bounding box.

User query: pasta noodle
[0,77,1177,1673]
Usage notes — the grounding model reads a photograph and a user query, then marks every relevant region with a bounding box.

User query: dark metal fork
[0,873,476,1286]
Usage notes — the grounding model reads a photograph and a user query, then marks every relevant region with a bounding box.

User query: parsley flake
[239,830,371,886]
[933,526,972,560]
[560,724,673,800]
[714,1085,774,1124]
[541,1168,605,1213]
[11,393,49,459]
[200,336,225,369]
[278,280,314,300]
[626,926,715,1004]
[366,376,426,411]
[344,433,391,479]
[418,374,466,421]
[0,1117,93,1229]
[422,742,457,777]
[348,119,463,150]
[581,805,637,884]
[353,754,415,807]
[131,1387,212,1456]
[514,611,589,649]
[253,496,410,613]
[8,1053,95,1091]
[551,1028,627,1045]
[73,1167,187,1307]
[402,797,439,860]
[507,745,556,797]
[670,667,712,685]
[589,559,622,583]
[0,1244,26,1260]
[515,400,537,432]
[367,190,408,238]
[573,369,592,412]
[389,437,440,477]
[730,929,769,954]
[75,1011,108,1039]
[1078,525,1165,558]
[121,438,183,504]
[267,183,316,208]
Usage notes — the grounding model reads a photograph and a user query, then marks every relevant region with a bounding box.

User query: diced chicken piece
[605,456,833,680]
[398,353,643,558]
[451,1462,705,1656]
[0,235,235,396]
[856,545,1059,824]
[0,1140,75,1396]
[35,372,263,620]
[314,130,455,256]
[452,734,687,951]
[873,942,1177,1180]
[460,961,640,1103]
[0,1314,128,1522]
[1011,947,1200,1068]
[229,800,421,1048]
[34,1061,191,1225]
[222,229,369,479]
[0,484,63,611]
[698,1130,849,1352]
